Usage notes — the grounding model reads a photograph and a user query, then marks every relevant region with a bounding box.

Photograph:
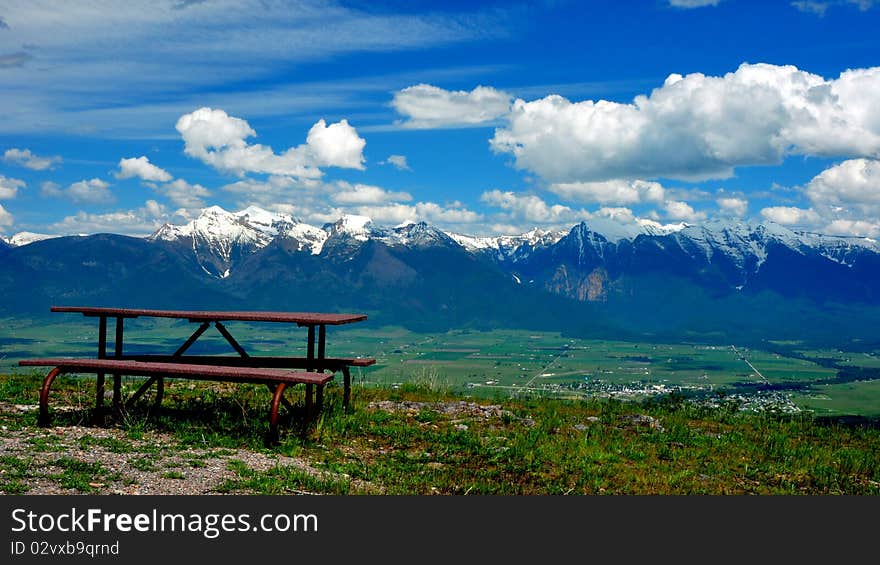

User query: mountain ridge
[3,205,879,346]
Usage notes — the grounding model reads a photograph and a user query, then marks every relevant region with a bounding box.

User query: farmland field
[2,316,879,417]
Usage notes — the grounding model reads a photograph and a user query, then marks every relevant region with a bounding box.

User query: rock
[618,414,664,431]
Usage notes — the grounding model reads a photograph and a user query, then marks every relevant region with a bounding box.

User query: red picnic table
[19,306,376,441]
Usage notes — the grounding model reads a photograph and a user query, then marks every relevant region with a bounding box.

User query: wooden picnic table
[20,306,375,442]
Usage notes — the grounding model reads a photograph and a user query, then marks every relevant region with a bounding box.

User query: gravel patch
[0,403,338,495]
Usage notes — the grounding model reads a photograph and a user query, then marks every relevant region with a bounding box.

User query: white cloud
[351,201,482,227]
[305,119,366,170]
[157,178,210,211]
[491,63,880,183]
[40,181,62,198]
[792,1,876,16]
[0,203,12,227]
[392,84,512,129]
[331,182,411,205]
[381,154,412,171]
[549,179,665,205]
[669,0,722,7]
[792,1,831,15]
[716,196,748,217]
[218,175,479,231]
[49,201,169,236]
[69,178,113,204]
[663,200,707,222]
[760,206,822,226]
[0,175,25,199]
[805,158,880,212]
[3,148,61,170]
[115,156,173,182]
[480,190,587,225]
[175,107,365,177]
[593,206,685,233]
[42,178,114,205]
[823,218,880,237]
[413,202,482,224]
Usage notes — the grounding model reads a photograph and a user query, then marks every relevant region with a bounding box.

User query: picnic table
[18,306,376,442]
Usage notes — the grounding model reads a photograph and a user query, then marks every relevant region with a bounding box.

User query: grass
[1,372,878,495]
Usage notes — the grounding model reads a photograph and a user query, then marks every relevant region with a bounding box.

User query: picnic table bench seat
[114,355,376,408]
[19,358,333,442]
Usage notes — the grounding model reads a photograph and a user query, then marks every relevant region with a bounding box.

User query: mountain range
[3,205,880,347]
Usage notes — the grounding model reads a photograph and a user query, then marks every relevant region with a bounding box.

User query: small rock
[455,424,468,431]
[618,414,664,431]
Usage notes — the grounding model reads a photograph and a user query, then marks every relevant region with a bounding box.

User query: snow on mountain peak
[578,217,685,243]
[2,231,58,247]
[446,226,566,261]
[328,214,375,241]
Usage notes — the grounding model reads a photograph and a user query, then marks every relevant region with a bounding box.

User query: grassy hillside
[1,372,878,495]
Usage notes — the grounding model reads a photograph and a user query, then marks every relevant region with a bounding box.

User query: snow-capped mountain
[142,205,880,286]
[4,205,880,344]
[448,227,567,263]
[2,232,58,247]
[149,206,327,277]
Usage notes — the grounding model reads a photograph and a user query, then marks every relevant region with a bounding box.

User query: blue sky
[1,0,879,238]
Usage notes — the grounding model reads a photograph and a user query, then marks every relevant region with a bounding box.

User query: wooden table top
[50,306,368,325]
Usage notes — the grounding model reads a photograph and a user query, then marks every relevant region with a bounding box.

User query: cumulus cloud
[796,158,880,236]
[0,175,25,199]
[68,179,113,204]
[491,63,880,183]
[305,119,366,170]
[824,218,880,237]
[716,196,748,217]
[331,182,412,205]
[175,107,365,178]
[49,200,169,236]
[0,203,12,228]
[593,206,685,233]
[156,178,210,211]
[218,175,480,231]
[760,206,822,226]
[805,158,880,213]
[664,200,707,222]
[42,178,114,205]
[481,190,588,225]
[392,84,512,129]
[549,179,666,205]
[351,201,482,227]
[3,148,61,170]
[115,156,173,182]
[380,154,412,171]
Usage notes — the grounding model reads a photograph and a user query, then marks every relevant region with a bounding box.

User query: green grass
[0,455,33,494]
[52,457,119,492]
[1,377,878,494]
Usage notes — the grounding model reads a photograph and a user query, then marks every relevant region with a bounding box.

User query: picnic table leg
[94,316,107,425]
[267,382,287,445]
[306,325,315,371]
[302,383,314,436]
[112,316,124,417]
[342,366,351,410]
[38,367,62,427]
